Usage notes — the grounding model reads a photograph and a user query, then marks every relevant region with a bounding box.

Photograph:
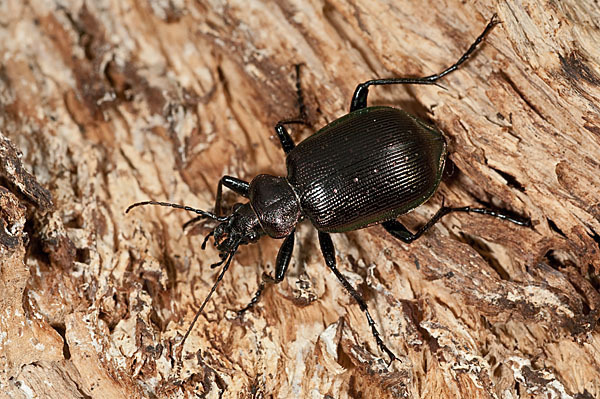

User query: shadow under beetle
[126,14,530,365]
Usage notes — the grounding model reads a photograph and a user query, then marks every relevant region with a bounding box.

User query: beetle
[126,14,530,364]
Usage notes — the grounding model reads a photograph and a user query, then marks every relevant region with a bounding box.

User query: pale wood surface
[1,1,599,398]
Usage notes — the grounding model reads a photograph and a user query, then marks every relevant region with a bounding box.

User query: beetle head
[209,202,263,256]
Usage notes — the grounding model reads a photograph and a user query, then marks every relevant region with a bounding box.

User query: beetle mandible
[127,14,530,364]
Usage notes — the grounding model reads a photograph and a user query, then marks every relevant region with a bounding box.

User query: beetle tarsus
[450,206,532,226]
[238,231,296,314]
[237,273,273,315]
[318,231,399,364]
[293,63,308,122]
[236,281,265,315]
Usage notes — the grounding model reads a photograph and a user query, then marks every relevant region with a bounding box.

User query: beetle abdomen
[286,106,447,232]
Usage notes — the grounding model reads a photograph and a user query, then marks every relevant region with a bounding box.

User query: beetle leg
[383,204,531,243]
[289,63,308,123]
[183,175,250,229]
[274,123,298,154]
[318,231,398,365]
[238,230,296,314]
[381,219,426,244]
[274,64,310,154]
[349,14,499,111]
[214,175,250,215]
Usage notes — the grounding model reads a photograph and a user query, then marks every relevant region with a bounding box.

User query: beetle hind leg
[237,230,296,314]
[383,204,531,243]
[318,231,398,365]
[349,14,499,112]
[274,64,311,154]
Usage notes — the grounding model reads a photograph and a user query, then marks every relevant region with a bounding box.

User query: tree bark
[1,0,599,398]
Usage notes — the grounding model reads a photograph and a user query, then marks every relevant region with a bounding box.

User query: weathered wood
[1,0,599,398]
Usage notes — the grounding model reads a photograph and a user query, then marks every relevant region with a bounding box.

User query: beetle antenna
[178,244,239,352]
[125,200,228,222]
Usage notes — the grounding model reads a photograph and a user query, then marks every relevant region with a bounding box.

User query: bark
[1,0,599,398]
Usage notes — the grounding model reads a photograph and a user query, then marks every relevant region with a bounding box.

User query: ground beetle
[127,15,530,364]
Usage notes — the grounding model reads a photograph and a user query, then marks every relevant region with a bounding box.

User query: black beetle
[127,14,530,364]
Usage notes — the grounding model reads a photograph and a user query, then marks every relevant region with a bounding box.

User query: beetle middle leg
[318,231,398,364]
[382,205,531,243]
[237,230,296,314]
[349,14,499,112]
[183,175,249,229]
[274,64,310,154]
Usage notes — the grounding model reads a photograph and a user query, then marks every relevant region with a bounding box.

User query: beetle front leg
[213,175,250,216]
[318,231,398,365]
[238,230,296,314]
[349,15,499,112]
[274,64,310,154]
[183,175,250,229]
[383,205,531,243]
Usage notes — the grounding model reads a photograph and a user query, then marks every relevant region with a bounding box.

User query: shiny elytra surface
[286,106,447,232]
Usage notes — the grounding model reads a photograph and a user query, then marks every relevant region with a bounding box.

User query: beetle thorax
[248,174,301,238]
